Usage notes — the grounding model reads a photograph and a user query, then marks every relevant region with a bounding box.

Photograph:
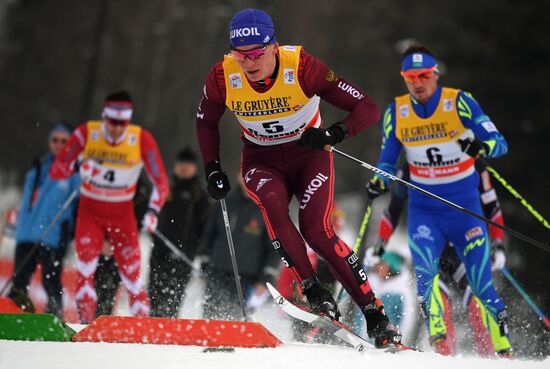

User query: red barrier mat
[0,297,23,313]
[72,316,282,348]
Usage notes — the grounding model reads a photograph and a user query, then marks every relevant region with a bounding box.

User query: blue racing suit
[375,86,510,352]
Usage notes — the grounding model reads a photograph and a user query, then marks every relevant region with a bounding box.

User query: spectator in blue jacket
[8,123,79,318]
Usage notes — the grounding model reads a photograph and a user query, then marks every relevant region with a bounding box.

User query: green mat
[0,313,76,341]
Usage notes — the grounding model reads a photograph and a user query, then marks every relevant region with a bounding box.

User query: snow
[1,339,548,369]
[1,311,548,369]
[1,190,548,367]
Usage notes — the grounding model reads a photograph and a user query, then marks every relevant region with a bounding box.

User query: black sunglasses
[50,137,68,144]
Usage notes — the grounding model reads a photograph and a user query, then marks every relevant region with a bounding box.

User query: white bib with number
[81,121,143,202]
[223,45,321,146]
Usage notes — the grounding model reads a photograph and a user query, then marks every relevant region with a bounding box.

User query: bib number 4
[103,170,115,183]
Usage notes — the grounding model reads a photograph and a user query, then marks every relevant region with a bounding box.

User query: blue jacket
[15,154,79,249]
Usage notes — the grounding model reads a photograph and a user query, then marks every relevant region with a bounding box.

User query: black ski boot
[8,287,36,313]
[363,301,402,348]
[302,277,341,321]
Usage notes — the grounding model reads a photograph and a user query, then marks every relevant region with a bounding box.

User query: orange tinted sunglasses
[400,66,438,83]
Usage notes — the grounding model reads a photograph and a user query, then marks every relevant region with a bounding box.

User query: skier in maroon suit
[195,9,400,347]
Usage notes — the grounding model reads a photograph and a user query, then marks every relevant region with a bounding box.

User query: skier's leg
[148,247,171,317]
[429,275,456,355]
[39,246,65,319]
[465,289,495,356]
[291,150,399,346]
[148,249,189,318]
[8,242,39,312]
[202,269,242,320]
[448,208,511,355]
[295,150,375,308]
[74,206,104,323]
[242,165,315,284]
[95,253,121,317]
[109,209,149,317]
[407,209,448,352]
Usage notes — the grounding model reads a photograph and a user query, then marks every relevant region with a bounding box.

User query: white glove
[141,210,158,233]
[79,159,101,182]
[491,243,506,271]
[363,247,381,269]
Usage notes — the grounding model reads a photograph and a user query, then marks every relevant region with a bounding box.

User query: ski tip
[266,283,287,309]
[265,282,279,298]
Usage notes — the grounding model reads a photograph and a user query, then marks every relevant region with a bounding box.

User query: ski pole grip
[324,145,333,152]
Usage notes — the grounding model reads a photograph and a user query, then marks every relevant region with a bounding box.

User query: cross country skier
[367,44,512,356]
[50,90,169,323]
[195,8,401,347]
[372,160,506,355]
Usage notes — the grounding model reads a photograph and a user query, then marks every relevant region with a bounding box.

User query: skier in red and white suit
[50,90,169,322]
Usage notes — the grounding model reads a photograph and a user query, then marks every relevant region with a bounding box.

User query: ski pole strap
[501,267,550,329]
[328,147,549,253]
[480,158,550,229]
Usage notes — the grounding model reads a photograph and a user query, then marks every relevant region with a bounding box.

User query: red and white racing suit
[51,121,169,322]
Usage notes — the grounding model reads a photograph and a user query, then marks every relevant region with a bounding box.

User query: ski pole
[353,201,373,254]
[478,157,549,229]
[152,229,202,273]
[326,146,549,253]
[220,198,248,321]
[0,189,78,296]
[500,267,550,329]
[335,199,373,302]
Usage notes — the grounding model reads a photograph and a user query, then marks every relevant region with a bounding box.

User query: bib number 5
[262,121,284,134]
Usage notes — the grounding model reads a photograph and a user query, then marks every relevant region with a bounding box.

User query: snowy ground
[1,338,548,369]
[1,302,548,369]
[1,190,548,367]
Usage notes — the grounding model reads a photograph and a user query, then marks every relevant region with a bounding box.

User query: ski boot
[302,277,341,321]
[496,348,514,358]
[363,301,402,348]
[494,311,513,358]
[8,287,36,313]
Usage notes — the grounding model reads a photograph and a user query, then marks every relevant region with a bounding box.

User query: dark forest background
[0,0,548,355]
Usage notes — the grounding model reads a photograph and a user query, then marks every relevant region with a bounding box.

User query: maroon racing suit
[196,46,381,309]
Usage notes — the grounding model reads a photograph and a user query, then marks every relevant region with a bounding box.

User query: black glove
[205,161,231,200]
[458,138,487,158]
[366,177,388,200]
[299,123,347,150]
